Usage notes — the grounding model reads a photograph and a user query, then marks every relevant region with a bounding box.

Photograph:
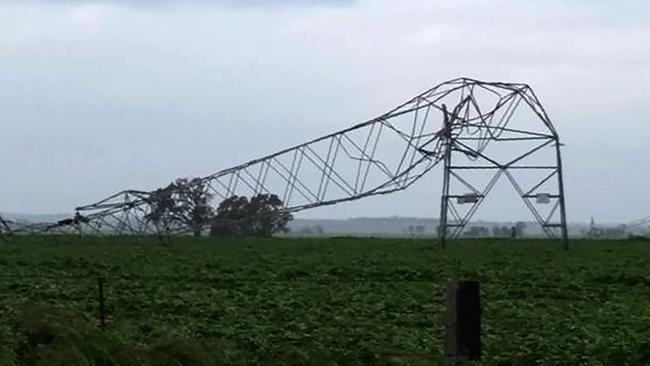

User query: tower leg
[555,140,569,249]
[438,106,453,248]
[439,152,452,248]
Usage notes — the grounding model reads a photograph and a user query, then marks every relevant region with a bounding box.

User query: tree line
[144,178,293,237]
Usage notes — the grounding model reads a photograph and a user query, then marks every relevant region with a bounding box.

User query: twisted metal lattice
[5,78,569,244]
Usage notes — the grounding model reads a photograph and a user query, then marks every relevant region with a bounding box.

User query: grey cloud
[15,0,355,8]
[0,0,648,223]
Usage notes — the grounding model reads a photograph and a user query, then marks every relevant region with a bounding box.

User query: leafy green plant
[1,237,650,365]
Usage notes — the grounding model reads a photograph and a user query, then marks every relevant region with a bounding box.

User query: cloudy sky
[1,0,648,223]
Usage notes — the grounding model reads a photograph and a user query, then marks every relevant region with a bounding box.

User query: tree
[146,184,177,232]
[465,226,489,237]
[415,225,425,236]
[146,178,215,236]
[313,224,324,235]
[0,215,11,241]
[175,178,215,236]
[210,193,293,238]
[209,195,250,237]
[247,194,293,237]
[514,221,527,238]
[491,225,511,237]
[407,225,416,236]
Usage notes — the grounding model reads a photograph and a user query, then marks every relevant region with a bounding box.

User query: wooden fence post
[97,277,106,331]
[445,281,481,365]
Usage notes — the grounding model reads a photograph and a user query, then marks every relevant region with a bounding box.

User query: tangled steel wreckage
[2,78,570,247]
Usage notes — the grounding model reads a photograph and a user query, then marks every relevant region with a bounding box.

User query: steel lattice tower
[5,78,569,247]
[434,81,568,248]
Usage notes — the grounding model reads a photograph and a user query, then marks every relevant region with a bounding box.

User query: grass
[0,236,650,365]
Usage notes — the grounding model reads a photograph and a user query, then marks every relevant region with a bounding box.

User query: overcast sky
[1,0,648,223]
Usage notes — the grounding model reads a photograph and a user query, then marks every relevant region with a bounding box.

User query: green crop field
[1,236,650,365]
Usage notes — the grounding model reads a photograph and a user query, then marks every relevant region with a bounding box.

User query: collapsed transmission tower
[10,78,568,246]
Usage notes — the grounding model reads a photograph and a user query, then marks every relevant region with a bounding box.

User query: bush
[0,306,219,366]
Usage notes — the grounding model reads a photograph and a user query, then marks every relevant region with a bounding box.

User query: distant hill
[1,212,72,224]
[288,217,438,236]
[288,217,592,237]
[2,212,600,237]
